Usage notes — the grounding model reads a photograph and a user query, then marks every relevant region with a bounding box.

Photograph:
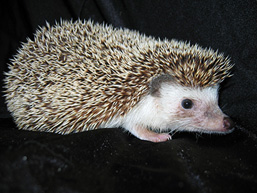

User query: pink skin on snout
[176,99,234,134]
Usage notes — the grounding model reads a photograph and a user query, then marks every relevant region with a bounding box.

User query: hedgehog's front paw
[143,132,172,143]
[130,125,171,143]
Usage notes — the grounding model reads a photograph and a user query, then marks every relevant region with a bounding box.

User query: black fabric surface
[0,0,257,192]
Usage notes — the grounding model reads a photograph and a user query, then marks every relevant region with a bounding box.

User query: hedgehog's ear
[149,74,175,97]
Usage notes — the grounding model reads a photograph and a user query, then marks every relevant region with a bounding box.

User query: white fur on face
[118,83,230,134]
[155,83,226,133]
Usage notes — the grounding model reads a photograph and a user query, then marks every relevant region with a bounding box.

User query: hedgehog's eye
[181,99,193,109]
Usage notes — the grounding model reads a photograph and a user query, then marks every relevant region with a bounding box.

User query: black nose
[223,117,234,130]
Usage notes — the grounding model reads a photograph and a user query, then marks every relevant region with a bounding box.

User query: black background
[0,0,257,192]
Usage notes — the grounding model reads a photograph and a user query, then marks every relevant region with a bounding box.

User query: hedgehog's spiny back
[4,20,232,134]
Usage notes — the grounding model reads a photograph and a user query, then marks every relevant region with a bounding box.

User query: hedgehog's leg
[129,125,171,143]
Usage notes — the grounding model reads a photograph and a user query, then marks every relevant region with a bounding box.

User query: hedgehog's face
[157,83,234,134]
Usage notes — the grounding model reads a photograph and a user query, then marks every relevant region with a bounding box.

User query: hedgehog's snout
[223,117,234,131]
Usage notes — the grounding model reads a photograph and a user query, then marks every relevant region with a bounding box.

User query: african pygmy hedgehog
[4,20,234,142]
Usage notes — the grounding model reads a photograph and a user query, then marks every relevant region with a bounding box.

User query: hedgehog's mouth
[192,124,235,135]
[199,127,235,134]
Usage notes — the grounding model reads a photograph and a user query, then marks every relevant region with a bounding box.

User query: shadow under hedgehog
[4,20,234,142]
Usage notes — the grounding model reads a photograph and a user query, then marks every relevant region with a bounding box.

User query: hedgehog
[4,19,234,142]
